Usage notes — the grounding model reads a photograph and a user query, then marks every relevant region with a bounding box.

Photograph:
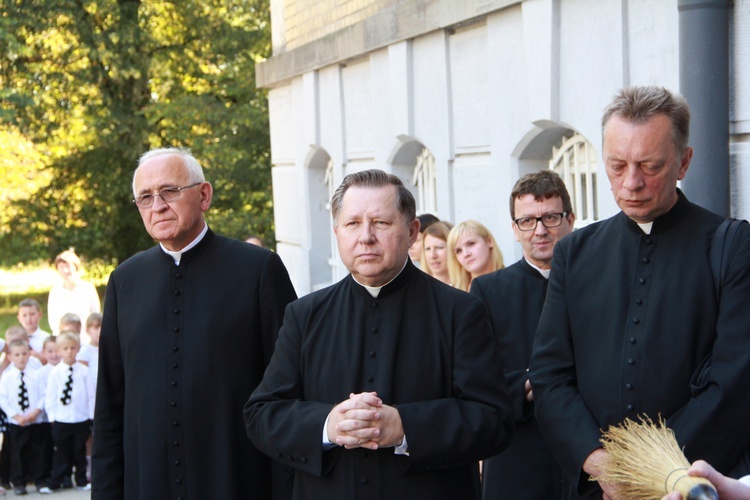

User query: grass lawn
[0,262,109,337]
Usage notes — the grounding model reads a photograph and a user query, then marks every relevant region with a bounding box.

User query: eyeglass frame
[132,182,203,208]
[513,212,569,231]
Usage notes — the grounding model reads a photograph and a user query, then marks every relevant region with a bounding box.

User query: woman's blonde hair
[447,220,504,291]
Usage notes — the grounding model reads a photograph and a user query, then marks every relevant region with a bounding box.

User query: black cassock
[245,261,514,499]
[530,191,750,497]
[93,229,297,499]
[471,259,568,499]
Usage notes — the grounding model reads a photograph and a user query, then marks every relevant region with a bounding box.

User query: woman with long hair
[447,220,504,291]
[420,221,453,284]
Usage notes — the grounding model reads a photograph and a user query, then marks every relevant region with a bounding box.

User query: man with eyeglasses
[92,147,297,499]
[470,170,575,500]
[530,86,750,499]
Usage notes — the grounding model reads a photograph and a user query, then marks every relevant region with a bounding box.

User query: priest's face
[604,114,692,223]
[334,185,419,287]
[134,154,212,251]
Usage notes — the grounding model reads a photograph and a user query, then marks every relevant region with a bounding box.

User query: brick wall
[283,0,400,51]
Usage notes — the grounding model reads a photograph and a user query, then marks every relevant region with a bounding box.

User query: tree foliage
[0,0,274,265]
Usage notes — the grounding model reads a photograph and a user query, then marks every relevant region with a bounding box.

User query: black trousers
[8,423,46,486]
[48,420,91,488]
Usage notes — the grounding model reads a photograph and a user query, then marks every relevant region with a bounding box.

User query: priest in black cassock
[471,170,575,499]
[530,86,750,499]
[92,148,297,499]
[244,169,514,499]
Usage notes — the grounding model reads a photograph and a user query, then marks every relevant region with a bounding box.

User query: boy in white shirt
[16,299,50,364]
[40,332,94,493]
[0,339,47,495]
[39,336,61,485]
[77,312,101,482]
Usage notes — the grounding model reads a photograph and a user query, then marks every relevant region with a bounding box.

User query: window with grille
[412,148,437,215]
[549,133,598,226]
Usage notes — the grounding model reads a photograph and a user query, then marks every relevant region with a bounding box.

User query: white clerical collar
[353,259,410,298]
[160,222,209,265]
[524,258,551,280]
[637,221,654,234]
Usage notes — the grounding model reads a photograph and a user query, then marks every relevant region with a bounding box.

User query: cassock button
[172,363,178,369]
[175,273,182,279]
[174,327,180,333]
[627,404,634,411]
[361,478,369,485]
[174,290,180,296]
[173,308,180,314]
[174,459,181,465]
[636,298,643,305]
[626,383,633,390]
[176,478,182,484]
[369,351,376,358]
[170,401,177,407]
[632,317,640,324]
[172,345,179,352]
[642,257,650,264]
[630,337,636,344]
[628,358,635,365]
[372,302,378,309]
[173,441,179,446]
[171,381,177,387]
[371,327,378,334]
[172,420,179,427]
[646,238,653,245]
[639,278,646,285]
[367,376,374,382]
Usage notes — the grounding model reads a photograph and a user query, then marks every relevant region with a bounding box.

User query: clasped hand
[326,392,404,450]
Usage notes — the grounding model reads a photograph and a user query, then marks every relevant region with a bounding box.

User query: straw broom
[594,415,718,500]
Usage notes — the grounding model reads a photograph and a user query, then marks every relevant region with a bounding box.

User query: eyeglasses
[514,212,568,231]
[133,182,202,208]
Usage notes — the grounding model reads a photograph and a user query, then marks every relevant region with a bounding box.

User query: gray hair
[602,86,691,154]
[330,169,416,226]
[132,147,205,195]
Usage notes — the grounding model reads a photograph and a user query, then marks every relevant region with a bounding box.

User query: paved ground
[1,486,89,499]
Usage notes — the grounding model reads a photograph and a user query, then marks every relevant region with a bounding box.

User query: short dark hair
[510,170,573,219]
[330,169,416,225]
[601,86,691,154]
[417,214,439,233]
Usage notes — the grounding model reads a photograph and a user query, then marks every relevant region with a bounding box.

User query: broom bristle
[593,415,716,499]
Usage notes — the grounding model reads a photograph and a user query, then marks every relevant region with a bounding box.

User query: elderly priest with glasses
[92,147,297,499]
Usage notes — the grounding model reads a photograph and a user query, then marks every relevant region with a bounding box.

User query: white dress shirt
[0,366,45,425]
[45,361,95,423]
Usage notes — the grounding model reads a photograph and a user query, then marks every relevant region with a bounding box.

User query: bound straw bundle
[595,415,718,500]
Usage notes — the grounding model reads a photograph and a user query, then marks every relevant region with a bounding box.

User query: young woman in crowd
[447,220,504,292]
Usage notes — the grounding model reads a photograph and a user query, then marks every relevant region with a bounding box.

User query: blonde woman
[420,221,453,284]
[47,249,101,341]
[447,220,504,291]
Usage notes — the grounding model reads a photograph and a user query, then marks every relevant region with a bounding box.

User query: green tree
[0,0,273,265]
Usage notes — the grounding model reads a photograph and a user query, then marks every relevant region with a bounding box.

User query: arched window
[323,158,340,281]
[550,133,599,226]
[412,147,437,215]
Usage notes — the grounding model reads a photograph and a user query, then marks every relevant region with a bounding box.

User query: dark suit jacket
[530,191,750,496]
[93,229,297,499]
[245,261,514,499]
[472,259,567,499]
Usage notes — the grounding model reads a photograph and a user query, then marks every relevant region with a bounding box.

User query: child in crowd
[39,337,61,483]
[40,332,93,493]
[16,299,50,364]
[0,339,48,495]
[77,313,101,482]
[58,313,82,336]
[2,326,42,373]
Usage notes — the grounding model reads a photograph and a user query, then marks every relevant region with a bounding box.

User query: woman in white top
[47,249,100,343]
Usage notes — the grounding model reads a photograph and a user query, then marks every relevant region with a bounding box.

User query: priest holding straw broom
[529,85,750,499]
